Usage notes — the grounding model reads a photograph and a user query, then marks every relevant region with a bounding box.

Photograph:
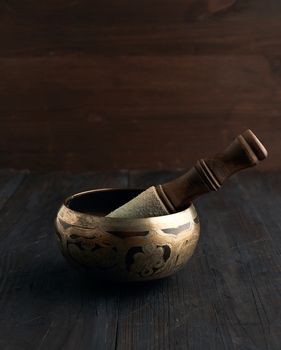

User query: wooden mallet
[107,130,268,218]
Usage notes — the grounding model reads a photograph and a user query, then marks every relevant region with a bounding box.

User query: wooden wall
[0,0,280,171]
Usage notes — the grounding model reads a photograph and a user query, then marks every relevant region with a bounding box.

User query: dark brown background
[0,0,280,171]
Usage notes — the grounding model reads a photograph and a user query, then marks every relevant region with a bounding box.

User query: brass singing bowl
[55,188,200,281]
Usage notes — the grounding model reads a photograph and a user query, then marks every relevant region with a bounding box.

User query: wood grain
[0,0,280,170]
[1,169,280,349]
[117,169,281,350]
[0,170,128,350]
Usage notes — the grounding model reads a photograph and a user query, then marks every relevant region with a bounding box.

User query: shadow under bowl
[55,188,200,282]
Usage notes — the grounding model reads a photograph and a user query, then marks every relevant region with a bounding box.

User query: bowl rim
[58,188,198,227]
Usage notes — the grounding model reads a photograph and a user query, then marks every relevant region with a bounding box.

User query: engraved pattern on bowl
[55,189,200,281]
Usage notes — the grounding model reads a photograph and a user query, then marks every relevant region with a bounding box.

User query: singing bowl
[55,188,200,282]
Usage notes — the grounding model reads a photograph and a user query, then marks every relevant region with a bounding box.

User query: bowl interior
[65,188,143,216]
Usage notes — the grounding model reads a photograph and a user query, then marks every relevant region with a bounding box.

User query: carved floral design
[126,244,171,278]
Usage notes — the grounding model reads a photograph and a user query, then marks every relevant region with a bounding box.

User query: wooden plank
[231,170,281,245]
[0,170,128,350]
[0,1,281,56]
[0,55,276,170]
[0,169,28,211]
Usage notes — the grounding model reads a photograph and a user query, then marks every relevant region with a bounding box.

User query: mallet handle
[157,130,268,212]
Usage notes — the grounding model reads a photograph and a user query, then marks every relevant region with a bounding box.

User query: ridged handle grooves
[159,129,268,211]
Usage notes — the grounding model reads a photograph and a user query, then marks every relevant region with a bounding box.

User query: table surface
[0,169,280,350]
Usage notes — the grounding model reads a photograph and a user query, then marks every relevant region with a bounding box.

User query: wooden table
[0,169,280,349]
